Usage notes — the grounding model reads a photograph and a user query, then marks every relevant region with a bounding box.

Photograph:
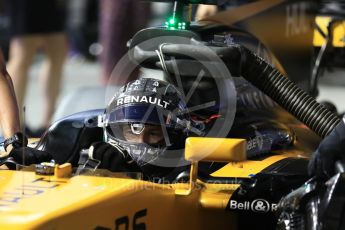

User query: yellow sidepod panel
[211,154,296,178]
[198,152,308,211]
[0,170,237,230]
[185,137,247,162]
[0,138,308,229]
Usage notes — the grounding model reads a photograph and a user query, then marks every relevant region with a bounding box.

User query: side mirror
[176,137,247,195]
[185,137,247,162]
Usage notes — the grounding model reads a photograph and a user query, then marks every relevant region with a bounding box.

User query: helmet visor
[106,104,174,127]
[106,123,165,147]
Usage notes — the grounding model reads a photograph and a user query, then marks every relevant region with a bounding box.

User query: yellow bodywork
[0,137,310,229]
[185,137,247,162]
[0,169,238,229]
[314,16,345,47]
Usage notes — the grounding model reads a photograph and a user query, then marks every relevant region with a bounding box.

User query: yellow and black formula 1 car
[0,48,331,228]
[0,101,328,230]
[0,1,341,230]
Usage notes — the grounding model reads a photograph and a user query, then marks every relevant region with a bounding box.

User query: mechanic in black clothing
[309,116,345,178]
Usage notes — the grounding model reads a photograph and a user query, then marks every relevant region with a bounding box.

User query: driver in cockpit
[88,78,193,180]
[5,77,193,180]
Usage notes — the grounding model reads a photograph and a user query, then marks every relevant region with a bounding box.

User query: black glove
[5,147,53,168]
[89,142,141,172]
[308,119,345,178]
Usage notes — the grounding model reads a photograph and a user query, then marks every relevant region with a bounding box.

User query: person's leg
[40,33,67,128]
[126,1,151,82]
[7,36,40,120]
[99,0,132,85]
[130,1,151,35]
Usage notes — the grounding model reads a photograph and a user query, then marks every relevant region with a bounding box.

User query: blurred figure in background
[99,0,151,85]
[195,1,255,21]
[0,48,21,153]
[195,4,218,21]
[5,0,67,136]
[149,2,172,27]
[66,0,99,60]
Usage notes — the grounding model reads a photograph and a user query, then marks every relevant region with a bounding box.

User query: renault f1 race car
[0,0,343,229]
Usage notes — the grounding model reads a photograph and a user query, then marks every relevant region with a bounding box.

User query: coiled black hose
[133,42,340,137]
[239,46,340,138]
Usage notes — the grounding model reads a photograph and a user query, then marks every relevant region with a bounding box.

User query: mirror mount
[175,137,247,196]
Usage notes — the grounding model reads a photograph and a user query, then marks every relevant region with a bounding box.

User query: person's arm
[308,117,345,178]
[0,49,21,152]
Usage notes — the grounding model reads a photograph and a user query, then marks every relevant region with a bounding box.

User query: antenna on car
[164,1,188,30]
[145,0,218,30]
[21,106,26,195]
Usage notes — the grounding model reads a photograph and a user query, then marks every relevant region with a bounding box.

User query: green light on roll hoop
[165,17,188,30]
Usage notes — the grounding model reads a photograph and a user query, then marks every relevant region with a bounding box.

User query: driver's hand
[7,147,53,167]
[308,118,345,178]
[89,142,141,172]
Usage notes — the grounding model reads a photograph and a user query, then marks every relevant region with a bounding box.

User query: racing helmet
[103,78,192,176]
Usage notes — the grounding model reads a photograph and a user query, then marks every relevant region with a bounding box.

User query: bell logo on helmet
[116,95,170,109]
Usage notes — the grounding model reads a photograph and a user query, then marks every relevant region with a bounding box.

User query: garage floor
[318,69,345,114]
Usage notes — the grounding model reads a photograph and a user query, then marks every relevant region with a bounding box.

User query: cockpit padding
[35,109,104,166]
